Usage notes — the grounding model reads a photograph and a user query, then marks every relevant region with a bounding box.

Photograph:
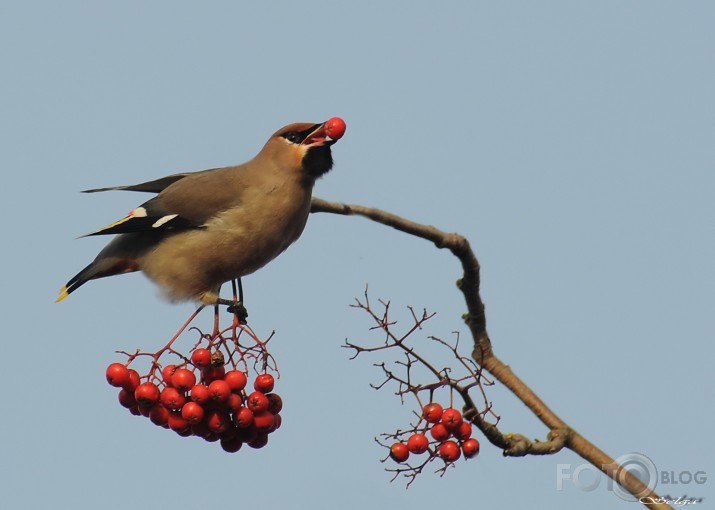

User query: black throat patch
[302,145,334,179]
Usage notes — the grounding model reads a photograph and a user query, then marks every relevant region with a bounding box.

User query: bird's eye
[282,131,302,144]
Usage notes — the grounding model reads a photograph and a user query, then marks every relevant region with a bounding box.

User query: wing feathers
[82,173,193,194]
[79,165,243,236]
[83,214,196,237]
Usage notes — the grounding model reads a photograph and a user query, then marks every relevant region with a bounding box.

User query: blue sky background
[1,2,713,509]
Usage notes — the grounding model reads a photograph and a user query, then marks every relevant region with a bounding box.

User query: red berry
[181,401,205,425]
[190,420,212,438]
[246,391,269,413]
[123,369,141,392]
[118,389,137,409]
[266,393,283,414]
[225,392,243,413]
[253,373,275,393]
[454,421,473,441]
[167,410,190,433]
[171,368,197,392]
[407,433,430,454]
[235,425,258,443]
[220,435,243,453]
[202,365,225,383]
[441,408,463,431]
[235,407,254,428]
[324,117,347,140]
[430,423,451,442]
[191,348,212,368]
[190,384,210,405]
[438,440,461,462]
[161,365,177,386]
[206,411,231,434]
[217,423,238,439]
[149,404,170,426]
[224,370,247,392]
[253,411,275,432]
[106,363,129,388]
[208,379,231,403]
[462,438,480,458]
[134,382,160,407]
[218,425,238,441]
[422,403,444,424]
[269,413,282,432]
[160,387,186,411]
[248,433,269,449]
[389,442,410,463]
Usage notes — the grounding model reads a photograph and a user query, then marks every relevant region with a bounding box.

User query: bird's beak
[301,122,338,147]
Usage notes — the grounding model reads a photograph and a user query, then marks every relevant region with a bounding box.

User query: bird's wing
[81,167,226,194]
[82,165,247,237]
[82,173,193,194]
[82,197,197,236]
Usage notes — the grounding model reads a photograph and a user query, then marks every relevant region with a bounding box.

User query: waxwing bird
[57,119,345,310]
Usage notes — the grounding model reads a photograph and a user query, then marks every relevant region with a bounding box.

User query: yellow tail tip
[56,287,69,303]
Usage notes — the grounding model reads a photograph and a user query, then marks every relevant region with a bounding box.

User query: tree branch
[311,197,673,510]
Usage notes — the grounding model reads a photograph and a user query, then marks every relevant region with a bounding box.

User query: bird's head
[261,118,346,181]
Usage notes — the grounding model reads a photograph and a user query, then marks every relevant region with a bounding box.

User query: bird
[57,118,345,314]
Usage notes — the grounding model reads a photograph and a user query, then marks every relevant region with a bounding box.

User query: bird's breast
[208,189,311,269]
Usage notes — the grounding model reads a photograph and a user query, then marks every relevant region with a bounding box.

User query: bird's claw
[226,302,248,325]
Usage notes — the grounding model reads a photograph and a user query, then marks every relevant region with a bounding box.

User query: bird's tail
[56,257,139,302]
[56,262,100,302]
[57,231,160,303]
[56,286,71,302]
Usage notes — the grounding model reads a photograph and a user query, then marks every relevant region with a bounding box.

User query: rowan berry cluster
[105,315,281,453]
[389,403,480,464]
[347,292,497,485]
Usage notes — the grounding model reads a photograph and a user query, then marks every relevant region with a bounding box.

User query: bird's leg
[216,278,247,324]
[217,296,246,319]
[212,303,221,337]
[234,278,244,304]
[210,284,223,337]
[231,278,248,325]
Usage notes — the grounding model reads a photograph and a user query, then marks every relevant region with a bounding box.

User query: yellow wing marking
[80,215,133,237]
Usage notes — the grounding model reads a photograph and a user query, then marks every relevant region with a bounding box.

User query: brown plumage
[57,120,343,305]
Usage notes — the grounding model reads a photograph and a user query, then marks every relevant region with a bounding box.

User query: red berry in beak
[324,117,346,140]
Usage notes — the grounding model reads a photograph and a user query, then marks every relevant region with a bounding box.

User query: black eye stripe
[280,124,322,144]
[282,131,302,143]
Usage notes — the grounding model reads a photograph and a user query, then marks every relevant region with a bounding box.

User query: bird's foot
[217,298,248,325]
